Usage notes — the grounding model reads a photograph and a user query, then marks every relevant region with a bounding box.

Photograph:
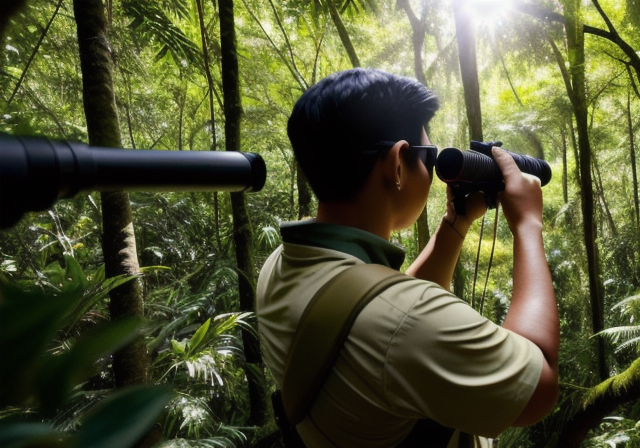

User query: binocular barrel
[435,146,552,186]
[0,133,267,229]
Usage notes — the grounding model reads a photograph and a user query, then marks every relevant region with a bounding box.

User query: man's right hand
[492,147,543,235]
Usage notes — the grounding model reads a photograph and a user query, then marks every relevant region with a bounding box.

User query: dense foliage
[1,0,639,447]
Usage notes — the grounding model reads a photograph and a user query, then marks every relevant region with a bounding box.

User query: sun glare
[465,0,513,21]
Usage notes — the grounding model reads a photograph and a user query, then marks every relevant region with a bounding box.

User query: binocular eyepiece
[0,133,267,229]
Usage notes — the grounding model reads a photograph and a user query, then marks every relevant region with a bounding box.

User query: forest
[0,0,639,447]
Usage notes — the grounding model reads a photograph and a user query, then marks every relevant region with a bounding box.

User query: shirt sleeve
[382,282,543,438]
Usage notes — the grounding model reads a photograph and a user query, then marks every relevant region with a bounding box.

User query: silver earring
[396,180,401,190]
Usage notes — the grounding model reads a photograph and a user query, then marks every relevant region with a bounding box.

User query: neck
[316,198,392,240]
[314,159,399,240]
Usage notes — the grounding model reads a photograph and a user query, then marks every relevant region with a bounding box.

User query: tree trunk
[74,0,149,388]
[628,89,640,230]
[397,0,427,86]
[0,0,26,46]
[561,122,569,204]
[297,164,312,220]
[562,0,608,382]
[398,0,431,248]
[453,0,485,302]
[196,0,223,252]
[290,0,360,219]
[218,0,269,427]
[326,0,360,68]
[593,161,618,239]
[453,0,483,142]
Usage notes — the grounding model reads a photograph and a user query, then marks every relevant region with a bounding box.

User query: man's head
[287,68,439,202]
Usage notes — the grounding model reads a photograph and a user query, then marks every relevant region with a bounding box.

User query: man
[257,68,559,447]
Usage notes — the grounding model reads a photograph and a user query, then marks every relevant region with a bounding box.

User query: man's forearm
[406,217,470,290]
[502,225,559,366]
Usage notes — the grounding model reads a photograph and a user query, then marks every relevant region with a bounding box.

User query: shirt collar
[280,220,405,270]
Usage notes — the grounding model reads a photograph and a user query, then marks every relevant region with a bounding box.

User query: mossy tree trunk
[74,0,149,388]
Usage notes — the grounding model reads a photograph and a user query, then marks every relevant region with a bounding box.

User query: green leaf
[37,317,142,413]
[187,318,211,355]
[62,255,87,292]
[0,422,70,448]
[139,265,172,273]
[171,339,186,355]
[59,272,137,331]
[76,385,174,448]
[0,284,80,406]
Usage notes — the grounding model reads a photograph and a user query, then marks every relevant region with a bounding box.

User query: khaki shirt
[257,222,542,448]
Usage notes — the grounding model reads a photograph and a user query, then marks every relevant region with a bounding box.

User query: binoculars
[435,141,552,215]
[0,133,266,229]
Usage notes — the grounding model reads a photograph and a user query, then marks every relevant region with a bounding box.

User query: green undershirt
[280,220,405,270]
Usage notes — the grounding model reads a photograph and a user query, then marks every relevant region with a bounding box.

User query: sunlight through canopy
[465,0,513,20]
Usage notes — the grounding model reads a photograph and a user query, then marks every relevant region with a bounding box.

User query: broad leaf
[76,385,174,448]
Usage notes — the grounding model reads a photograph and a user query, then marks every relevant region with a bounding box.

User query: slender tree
[397,0,428,86]
[326,0,360,67]
[520,0,609,381]
[561,121,569,204]
[561,0,608,382]
[73,0,149,389]
[627,89,640,230]
[453,0,483,142]
[218,0,269,427]
[244,0,314,218]
[398,0,432,247]
[293,0,363,68]
[196,0,224,252]
[7,0,62,106]
[452,0,492,307]
[297,166,313,219]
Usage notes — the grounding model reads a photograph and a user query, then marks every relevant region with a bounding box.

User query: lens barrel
[0,133,266,229]
[435,146,551,186]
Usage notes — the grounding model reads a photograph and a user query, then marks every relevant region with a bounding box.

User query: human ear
[385,140,410,188]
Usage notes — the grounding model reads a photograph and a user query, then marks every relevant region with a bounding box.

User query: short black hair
[287,68,439,202]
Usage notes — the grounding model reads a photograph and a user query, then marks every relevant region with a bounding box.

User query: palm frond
[122,0,203,68]
[612,293,640,312]
[614,336,640,353]
[596,325,640,350]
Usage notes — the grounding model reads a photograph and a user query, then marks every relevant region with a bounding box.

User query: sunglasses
[373,141,438,176]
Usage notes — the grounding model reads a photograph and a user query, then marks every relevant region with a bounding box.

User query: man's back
[256,222,543,447]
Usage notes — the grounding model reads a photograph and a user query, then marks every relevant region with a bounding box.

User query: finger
[446,184,454,202]
[492,147,522,180]
[522,172,542,187]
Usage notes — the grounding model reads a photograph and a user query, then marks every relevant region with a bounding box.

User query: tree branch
[8,0,63,105]
[517,1,640,98]
[556,357,640,447]
[583,0,640,93]
[240,0,307,91]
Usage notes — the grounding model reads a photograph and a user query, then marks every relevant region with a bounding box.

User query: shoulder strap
[281,263,411,425]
